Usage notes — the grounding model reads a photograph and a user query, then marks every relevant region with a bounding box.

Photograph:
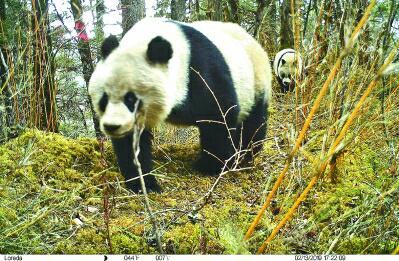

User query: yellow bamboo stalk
[393,244,399,254]
[257,174,319,253]
[244,0,376,241]
[257,39,398,254]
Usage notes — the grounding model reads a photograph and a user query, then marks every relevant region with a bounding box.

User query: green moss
[217,223,250,254]
[0,129,397,254]
[164,223,202,254]
[313,145,389,223]
[112,232,153,254]
[0,207,18,229]
[335,237,379,254]
[56,228,108,254]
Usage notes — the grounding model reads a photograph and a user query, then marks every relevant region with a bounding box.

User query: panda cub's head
[88,20,182,138]
[273,49,303,92]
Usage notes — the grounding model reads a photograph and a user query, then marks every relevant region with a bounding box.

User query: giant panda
[89,18,272,193]
[273,48,303,92]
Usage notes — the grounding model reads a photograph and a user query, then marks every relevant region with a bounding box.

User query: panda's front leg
[111,130,161,193]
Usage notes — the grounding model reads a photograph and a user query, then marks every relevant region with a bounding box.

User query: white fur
[273,48,303,86]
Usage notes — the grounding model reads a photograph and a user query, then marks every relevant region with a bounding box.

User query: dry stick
[257,39,399,254]
[193,153,252,213]
[102,183,113,253]
[191,67,269,168]
[190,67,238,153]
[131,102,163,254]
[244,0,377,241]
[305,0,325,106]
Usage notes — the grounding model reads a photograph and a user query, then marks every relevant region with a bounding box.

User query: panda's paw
[193,156,223,176]
[146,179,163,193]
[126,177,162,193]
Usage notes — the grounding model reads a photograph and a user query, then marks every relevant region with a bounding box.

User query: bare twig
[191,67,238,154]
[131,100,163,254]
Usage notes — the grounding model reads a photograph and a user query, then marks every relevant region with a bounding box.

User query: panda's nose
[103,124,121,132]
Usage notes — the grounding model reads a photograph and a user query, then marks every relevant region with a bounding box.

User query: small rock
[87,206,99,213]
[72,218,84,227]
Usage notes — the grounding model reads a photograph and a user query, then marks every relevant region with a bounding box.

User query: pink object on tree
[74,20,89,42]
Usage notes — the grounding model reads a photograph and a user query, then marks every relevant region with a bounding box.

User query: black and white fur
[89,18,272,193]
[273,48,303,92]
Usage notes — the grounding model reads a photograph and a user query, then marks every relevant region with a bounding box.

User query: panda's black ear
[147,36,173,64]
[101,35,119,59]
[281,59,286,65]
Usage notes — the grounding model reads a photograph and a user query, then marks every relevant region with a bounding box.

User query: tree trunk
[315,0,332,60]
[280,0,294,49]
[94,0,105,56]
[269,0,277,44]
[302,0,312,39]
[0,0,13,129]
[121,0,145,36]
[31,0,58,132]
[337,1,347,48]
[195,0,200,16]
[381,0,397,50]
[171,0,186,21]
[206,0,223,21]
[253,0,266,38]
[226,0,239,23]
[70,0,103,138]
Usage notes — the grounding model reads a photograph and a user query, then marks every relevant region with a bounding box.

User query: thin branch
[131,100,163,254]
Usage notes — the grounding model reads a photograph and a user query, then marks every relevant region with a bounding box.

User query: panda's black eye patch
[124,92,141,112]
[281,59,286,65]
[99,93,108,112]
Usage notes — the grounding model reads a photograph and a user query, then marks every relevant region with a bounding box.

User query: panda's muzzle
[103,126,132,138]
[100,100,136,137]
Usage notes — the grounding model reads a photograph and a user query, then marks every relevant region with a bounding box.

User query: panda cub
[89,18,272,193]
[273,48,303,92]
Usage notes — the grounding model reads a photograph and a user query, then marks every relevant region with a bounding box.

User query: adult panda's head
[88,19,189,138]
[273,49,303,92]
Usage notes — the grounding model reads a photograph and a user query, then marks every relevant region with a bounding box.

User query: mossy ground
[0,95,398,254]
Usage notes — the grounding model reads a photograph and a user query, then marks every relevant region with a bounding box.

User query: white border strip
[2,254,399,261]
